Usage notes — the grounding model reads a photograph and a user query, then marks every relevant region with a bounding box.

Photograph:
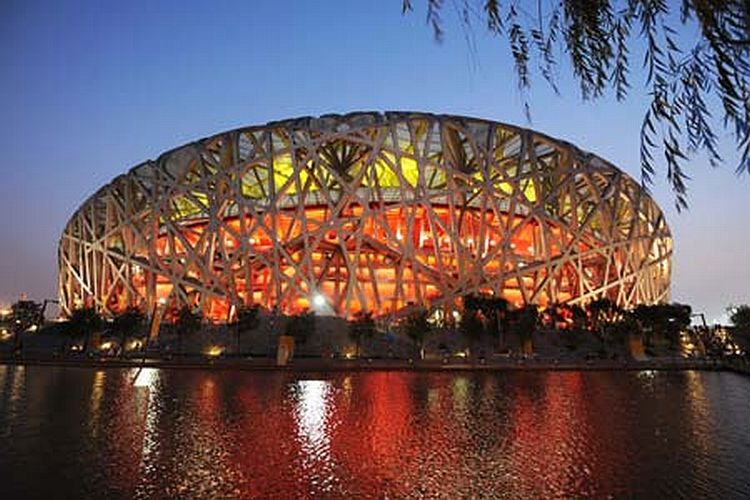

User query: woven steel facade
[58,112,671,321]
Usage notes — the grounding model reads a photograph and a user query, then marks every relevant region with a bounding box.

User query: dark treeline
[1,297,748,361]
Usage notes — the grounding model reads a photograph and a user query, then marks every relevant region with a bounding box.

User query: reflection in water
[0,367,749,498]
[89,370,106,437]
[293,379,336,493]
[451,375,469,411]
[0,365,25,437]
[8,364,25,409]
[0,365,6,394]
[685,369,712,450]
[135,367,161,481]
[133,367,159,388]
[294,380,331,461]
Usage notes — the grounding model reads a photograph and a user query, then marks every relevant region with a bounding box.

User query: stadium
[58,112,672,322]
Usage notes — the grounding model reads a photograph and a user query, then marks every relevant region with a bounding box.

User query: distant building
[58,112,671,321]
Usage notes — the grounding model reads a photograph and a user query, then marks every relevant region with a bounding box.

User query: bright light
[312,294,326,308]
[0,308,11,317]
[341,345,357,359]
[205,345,223,357]
[100,342,112,350]
[294,380,332,467]
[27,325,38,332]
[157,297,167,305]
[133,367,158,388]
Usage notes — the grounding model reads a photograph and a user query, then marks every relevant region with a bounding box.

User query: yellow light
[100,342,112,350]
[342,345,357,359]
[399,155,419,187]
[0,308,11,317]
[205,345,223,357]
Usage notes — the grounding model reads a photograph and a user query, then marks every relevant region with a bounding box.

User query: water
[1,366,749,498]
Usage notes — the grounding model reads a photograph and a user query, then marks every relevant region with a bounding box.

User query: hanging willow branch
[402,0,750,211]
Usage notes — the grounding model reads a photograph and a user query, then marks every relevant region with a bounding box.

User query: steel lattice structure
[58,112,671,321]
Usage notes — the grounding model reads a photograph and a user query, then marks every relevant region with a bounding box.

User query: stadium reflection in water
[1,367,750,498]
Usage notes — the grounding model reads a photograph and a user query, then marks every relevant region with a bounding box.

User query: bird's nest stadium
[58,112,671,322]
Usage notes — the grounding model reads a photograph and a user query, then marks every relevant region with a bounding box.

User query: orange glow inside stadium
[118,204,589,321]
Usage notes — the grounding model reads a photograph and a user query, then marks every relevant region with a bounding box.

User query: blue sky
[0,0,747,323]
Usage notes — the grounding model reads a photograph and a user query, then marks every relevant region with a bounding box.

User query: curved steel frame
[58,112,671,321]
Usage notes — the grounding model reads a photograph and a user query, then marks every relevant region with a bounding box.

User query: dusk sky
[0,0,747,323]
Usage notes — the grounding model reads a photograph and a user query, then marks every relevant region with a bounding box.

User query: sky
[0,0,747,324]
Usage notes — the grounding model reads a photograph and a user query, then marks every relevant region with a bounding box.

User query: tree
[403,1,750,209]
[173,306,203,354]
[728,304,750,352]
[111,307,146,355]
[233,305,261,355]
[459,305,484,357]
[64,306,104,352]
[633,303,691,350]
[508,305,539,354]
[349,310,377,357]
[729,304,750,333]
[587,298,623,340]
[546,303,587,350]
[541,303,563,330]
[602,311,640,353]
[10,299,44,332]
[462,293,509,352]
[481,296,510,351]
[695,324,729,357]
[403,307,430,359]
[10,299,44,351]
[567,303,588,350]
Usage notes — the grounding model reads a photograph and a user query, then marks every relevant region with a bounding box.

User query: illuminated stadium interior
[59,112,672,321]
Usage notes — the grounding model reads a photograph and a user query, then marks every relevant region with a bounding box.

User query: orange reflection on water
[7,368,742,498]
